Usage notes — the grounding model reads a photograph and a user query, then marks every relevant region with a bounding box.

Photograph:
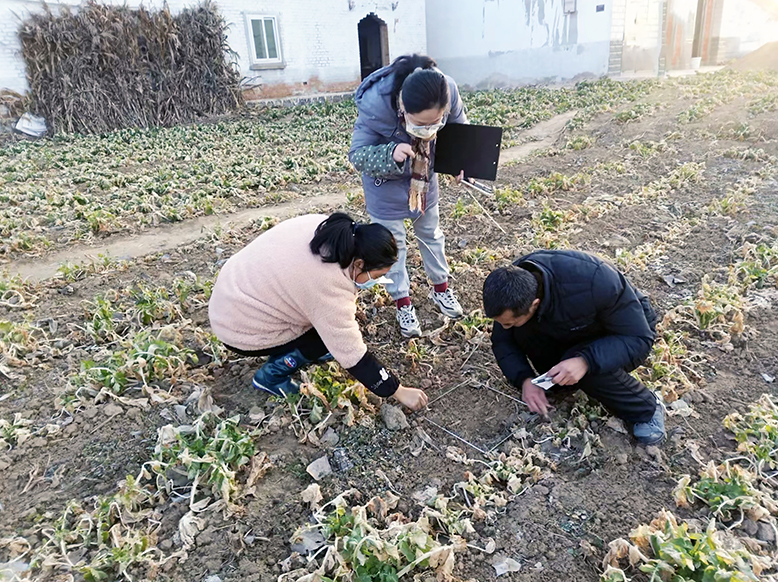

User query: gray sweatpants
[369,204,450,301]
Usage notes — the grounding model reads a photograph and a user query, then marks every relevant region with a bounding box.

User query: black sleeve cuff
[346,351,400,397]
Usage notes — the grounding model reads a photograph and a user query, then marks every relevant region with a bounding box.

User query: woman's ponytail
[389,54,439,110]
[311,212,397,271]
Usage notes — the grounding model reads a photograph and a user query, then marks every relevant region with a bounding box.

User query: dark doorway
[358,14,389,80]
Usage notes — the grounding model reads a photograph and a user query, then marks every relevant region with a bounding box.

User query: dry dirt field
[1,66,778,582]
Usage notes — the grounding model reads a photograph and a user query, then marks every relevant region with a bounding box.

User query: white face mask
[405,120,445,140]
[354,271,393,290]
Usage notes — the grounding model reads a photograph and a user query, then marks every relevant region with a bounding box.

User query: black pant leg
[574,369,657,424]
[224,328,329,361]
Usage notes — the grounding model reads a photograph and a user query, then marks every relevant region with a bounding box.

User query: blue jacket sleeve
[447,77,467,124]
[576,264,655,375]
[491,322,534,388]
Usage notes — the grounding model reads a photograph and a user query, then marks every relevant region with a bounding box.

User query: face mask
[354,271,393,290]
[405,122,444,140]
[400,105,448,141]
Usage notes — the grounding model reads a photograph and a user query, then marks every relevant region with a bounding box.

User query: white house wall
[0,0,427,97]
[425,0,615,88]
[713,0,778,63]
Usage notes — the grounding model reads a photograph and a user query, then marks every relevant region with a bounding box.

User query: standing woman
[208,212,429,410]
[349,54,466,338]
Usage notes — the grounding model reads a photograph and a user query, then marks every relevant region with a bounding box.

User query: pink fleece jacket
[208,214,367,367]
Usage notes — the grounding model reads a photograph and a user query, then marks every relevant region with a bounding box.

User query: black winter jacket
[491,250,656,387]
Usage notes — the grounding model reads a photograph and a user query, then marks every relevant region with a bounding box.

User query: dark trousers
[528,336,657,425]
[225,328,329,361]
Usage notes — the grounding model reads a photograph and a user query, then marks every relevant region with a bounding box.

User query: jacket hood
[354,65,399,128]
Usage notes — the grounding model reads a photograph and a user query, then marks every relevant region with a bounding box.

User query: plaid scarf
[409,137,431,213]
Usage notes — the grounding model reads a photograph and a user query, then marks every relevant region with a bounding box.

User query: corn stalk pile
[18,0,242,134]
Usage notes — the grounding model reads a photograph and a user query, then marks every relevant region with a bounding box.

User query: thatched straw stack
[19,1,243,134]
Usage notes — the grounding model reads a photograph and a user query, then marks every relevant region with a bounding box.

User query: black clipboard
[434,123,502,181]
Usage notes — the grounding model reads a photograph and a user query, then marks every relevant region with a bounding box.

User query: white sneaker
[430,288,464,319]
[396,305,422,338]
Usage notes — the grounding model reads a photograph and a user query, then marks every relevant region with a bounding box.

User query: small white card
[531,373,555,391]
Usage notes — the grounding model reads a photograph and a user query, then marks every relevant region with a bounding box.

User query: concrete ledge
[245,91,354,108]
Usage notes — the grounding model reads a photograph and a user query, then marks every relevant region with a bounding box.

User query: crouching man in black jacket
[483,249,665,445]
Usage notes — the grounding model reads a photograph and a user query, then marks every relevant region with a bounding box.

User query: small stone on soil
[744,519,759,536]
[380,404,409,431]
[306,455,332,481]
[757,522,776,544]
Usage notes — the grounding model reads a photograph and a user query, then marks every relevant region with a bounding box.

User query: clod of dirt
[615,453,629,465]
[380,404,410,431]
[492,556,522,576]
[306,455,332,481]
[102,403,123,417]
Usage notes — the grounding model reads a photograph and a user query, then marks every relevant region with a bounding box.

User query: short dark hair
[482,265,539,318]
[310,212,398,271]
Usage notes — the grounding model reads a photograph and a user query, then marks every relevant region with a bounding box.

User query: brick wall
[0,0,427,97]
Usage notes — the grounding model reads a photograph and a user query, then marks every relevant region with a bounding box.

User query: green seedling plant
[0,319,49,367]
[627,140,668,159]
[297,363,378,429]
[25,467,168,582]
[724,394,778,470]
[454,310,492,340]
[0,413,33,448]
[451,197,482,220]
[707,183,755,217]
[614,242,666,273]
[75,328,194,395]
[463,246,500,265]
[282,490,467,582]
[635,328,703,403]
[735,240,778,289]
[152,412,256,503]
[566,135,594,150]
[674,462,778,522]
[665,276,745,345]
[601,510,771,582]
[56,254,129,282]
[493,186,525,209]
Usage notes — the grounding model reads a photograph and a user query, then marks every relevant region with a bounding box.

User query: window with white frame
[246,15,282,67]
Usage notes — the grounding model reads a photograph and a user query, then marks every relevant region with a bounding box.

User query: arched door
[358,14,389,79]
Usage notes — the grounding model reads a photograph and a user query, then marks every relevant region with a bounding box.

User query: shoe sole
[400,328,422,338]
[252,378,297,397]
[635,433,666,446]
[429,295,464,319]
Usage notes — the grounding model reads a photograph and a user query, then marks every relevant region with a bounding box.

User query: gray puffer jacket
[348,65,467,220]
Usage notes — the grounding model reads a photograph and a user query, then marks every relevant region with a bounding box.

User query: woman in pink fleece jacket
[208,212,429,411]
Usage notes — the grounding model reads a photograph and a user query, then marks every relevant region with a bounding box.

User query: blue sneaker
[633,400,666,445]
[252,349,309,397]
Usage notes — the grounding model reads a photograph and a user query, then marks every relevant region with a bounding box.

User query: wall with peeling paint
[1,0,427,98]
[426,0,614,88]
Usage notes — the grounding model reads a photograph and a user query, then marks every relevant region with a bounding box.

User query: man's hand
[522,378,550,416]
[548,357,588,386]
[393,143,415,164]
[393,385,428,411]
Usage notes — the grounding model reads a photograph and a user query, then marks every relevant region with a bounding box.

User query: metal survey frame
[418,379,531,455]
[460,177,495,196]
